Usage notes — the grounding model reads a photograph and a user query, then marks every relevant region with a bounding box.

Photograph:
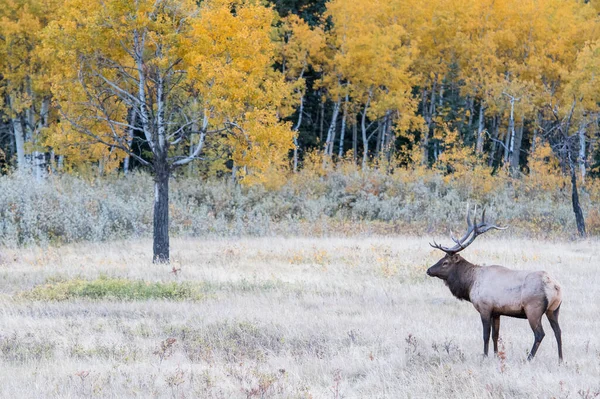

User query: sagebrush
[0,164,598,246]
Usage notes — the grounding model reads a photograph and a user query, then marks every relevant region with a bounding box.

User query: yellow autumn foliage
[40,0,295,183]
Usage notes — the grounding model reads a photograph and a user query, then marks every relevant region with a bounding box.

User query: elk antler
[430,205,507,255]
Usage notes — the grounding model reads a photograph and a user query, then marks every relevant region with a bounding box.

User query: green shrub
[20,276,204,301]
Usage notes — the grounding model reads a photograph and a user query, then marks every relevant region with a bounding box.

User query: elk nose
[426,269,431,276]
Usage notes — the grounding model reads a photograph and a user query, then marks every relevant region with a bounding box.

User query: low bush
[20,276,204,301]
[0,158,597,246]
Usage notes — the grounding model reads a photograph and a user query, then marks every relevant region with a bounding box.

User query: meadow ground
[0,236,598,398]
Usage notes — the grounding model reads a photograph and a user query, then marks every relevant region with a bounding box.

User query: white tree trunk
[379,115,386,157]
[11,116,27,171]
[8,94,27,171]
[510,118,524,171]
[338,94,348,158]
[352,121,357,163]
[124,109,138,176]
[488,116,499,167]
[187,104,199,176]
[33,152,47,180]
[325,99,341,156]
[293,96,304,172]
[475,102,485,154]
[30,97,51,180]
[361,92,372,169]
[503,93,519,166]
[385,111,394,162]
[505,106,514,163]
[135,31,156,155]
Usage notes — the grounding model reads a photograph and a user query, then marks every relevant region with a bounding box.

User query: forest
[2,0,600,254]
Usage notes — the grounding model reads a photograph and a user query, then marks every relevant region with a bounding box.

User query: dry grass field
[0,236,598,398]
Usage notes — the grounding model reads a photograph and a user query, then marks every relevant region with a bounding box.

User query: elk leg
[481,314,492,356]
[546,304,563,362]
[526,311,545,361]
[492,315,500,354]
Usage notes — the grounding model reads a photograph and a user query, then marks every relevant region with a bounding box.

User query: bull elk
[426,207,563,362]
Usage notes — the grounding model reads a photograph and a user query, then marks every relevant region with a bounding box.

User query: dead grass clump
[177,321,286,363]
[0,333,55,363]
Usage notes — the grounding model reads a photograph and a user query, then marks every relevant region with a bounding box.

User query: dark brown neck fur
[445,259,478,301]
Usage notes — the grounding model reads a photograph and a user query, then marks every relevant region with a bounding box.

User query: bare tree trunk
[429,78,437,125]
[578,122,586,183]
[319,98,325,144]
[49,150,56,173]
[325,99,341,156]
[9,123,16,162]
[33,97,51,180]
[532,111,542,154]
[475,102,485,154]
[292,67,307,170]
[421,89,429,165]
[154,68,170,262]
[338,94,348,158]
[384,111,394,168]
[385,111,393,157]
[503,93,519,166]
[23,85,48,180]
[467,97,475,140]
[375,120,383,155]
[153,161,170,263]
[550,100,586,239]
[361,92,372,168]
[379,111,390,160]
[352,121,357,164]
[294,96,304,173]
[39,97,50,128]
[510,118,524,171]
[569,159,586,238]
[186,105,200,177]
[8,94,27,171]
[124,109,138,176]
[489,116,499,167]
[293,95,304,172]
[11,115,27,171]
[503,126,511,163]
[421,76,437,165]
[421,131,429,166]
[33,152,47,180]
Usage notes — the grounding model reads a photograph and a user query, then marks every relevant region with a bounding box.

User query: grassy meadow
[0,236,598,398]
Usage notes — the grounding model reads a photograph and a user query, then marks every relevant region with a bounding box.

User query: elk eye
[442,261,448,267]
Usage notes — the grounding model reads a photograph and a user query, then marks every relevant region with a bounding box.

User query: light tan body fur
[470,266,562,317]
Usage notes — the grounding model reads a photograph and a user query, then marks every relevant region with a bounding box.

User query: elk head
[427,206,506,280]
